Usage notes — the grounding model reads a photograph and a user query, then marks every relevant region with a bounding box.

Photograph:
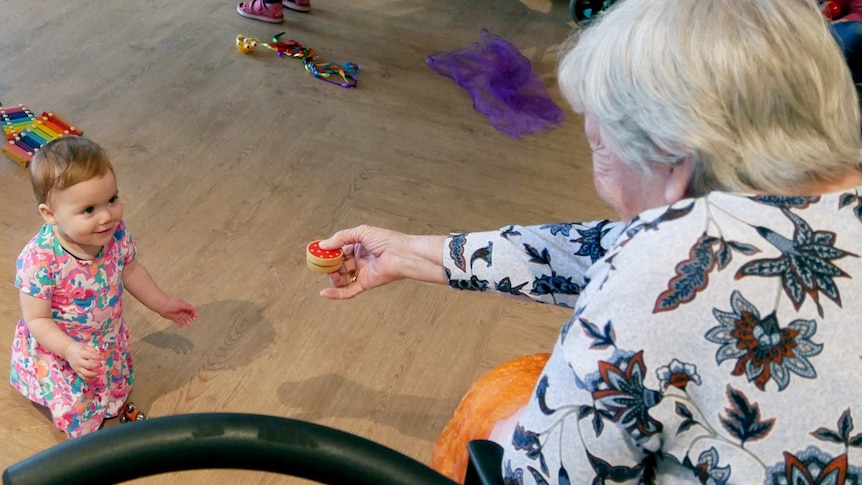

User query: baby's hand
[159,297,199,328]
[65,343,105,382]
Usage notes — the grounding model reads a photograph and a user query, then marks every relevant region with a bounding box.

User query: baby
[11,135,198,438]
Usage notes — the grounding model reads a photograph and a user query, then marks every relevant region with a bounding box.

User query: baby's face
[41,171,123,258]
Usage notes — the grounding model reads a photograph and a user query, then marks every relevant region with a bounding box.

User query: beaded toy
[235,32,360,88]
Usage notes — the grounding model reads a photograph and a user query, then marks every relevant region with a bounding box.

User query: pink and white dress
[11,221,136,438]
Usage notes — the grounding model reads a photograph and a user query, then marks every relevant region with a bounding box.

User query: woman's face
[585,114,686,220]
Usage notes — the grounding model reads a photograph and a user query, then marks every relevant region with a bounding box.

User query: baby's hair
[29,135,114,205]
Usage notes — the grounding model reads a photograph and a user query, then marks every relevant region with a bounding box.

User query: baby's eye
[108,196,118,205]
[83,206,95,215]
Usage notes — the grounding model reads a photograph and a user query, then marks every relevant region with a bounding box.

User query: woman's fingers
[318,226,365,251]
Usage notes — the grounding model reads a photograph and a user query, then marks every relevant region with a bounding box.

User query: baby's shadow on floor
[276,374,454,443]
[133,299,275,399]
[140,331,194,355]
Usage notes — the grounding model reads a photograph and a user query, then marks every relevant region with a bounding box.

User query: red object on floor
[823,0,843,19]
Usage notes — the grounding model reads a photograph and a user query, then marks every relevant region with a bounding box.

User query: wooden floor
[0,0,615,482]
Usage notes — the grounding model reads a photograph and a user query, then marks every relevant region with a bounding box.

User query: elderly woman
[318,0,862,482]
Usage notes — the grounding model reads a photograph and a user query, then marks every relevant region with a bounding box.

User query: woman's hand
[159,297,199,328]
[65,342,105,382]
[317,225,448,299]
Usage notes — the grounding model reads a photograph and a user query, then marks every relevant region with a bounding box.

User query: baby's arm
[122,260,198,327]
[19,292,104,381]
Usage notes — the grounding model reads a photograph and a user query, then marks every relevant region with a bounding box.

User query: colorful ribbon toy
[236,33,360,88]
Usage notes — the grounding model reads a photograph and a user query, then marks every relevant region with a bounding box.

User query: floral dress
[444,188,862,484]
[12,221,136,438]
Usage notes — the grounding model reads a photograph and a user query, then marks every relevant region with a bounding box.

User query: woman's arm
[318,221,624,307]
[442,221,623,307]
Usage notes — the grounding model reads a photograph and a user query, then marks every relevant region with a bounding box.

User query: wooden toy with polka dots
[306,241,344,274]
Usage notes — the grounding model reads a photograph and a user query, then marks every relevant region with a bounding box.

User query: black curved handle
[3,413,457,485]
[464,440,504,485]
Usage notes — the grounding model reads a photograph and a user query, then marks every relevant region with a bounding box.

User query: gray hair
[559,0,862,196]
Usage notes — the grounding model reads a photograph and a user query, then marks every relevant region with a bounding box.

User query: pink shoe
[237,0,284,23]
[283,0,310,12]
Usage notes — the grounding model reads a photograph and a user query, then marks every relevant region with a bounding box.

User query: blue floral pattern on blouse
[443,188,862,484]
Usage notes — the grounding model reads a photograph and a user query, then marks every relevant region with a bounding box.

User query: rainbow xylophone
[1,105,83,167]
[1,104,37,141]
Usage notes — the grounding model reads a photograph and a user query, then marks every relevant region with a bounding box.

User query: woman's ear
[38,203,58,225]
[665,157,694,204]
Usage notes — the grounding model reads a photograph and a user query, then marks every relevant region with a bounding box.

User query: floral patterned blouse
[11,221,136,438]
[443,188,862,484]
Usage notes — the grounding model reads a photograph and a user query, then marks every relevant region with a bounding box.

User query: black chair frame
[3,413,457,485]
[463,439,505,485]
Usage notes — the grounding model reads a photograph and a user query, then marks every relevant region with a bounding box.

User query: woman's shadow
[275,374,456,443]
[132,299,456,443]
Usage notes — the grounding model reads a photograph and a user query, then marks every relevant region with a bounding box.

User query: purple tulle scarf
[427,29,566,138]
